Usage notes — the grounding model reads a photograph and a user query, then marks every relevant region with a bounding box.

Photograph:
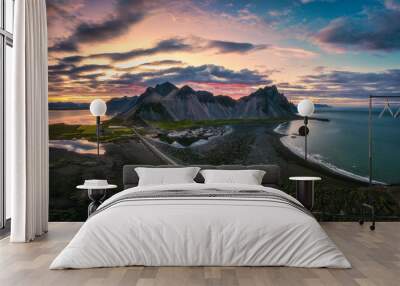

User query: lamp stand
[96,116,100,158]
[304,116,308,161]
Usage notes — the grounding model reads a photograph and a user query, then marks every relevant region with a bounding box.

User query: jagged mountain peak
[154,82,178,96]
[196,90,215,103]
[176,85,195,98]
[215,95,236,107]
[250,85,279,97]
[181,85,194,92]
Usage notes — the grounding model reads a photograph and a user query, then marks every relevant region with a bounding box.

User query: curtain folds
[9,0,49,242]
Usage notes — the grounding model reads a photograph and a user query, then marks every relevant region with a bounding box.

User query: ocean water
[49,110,108,154]
[49,110,110,125]
[49,139,105,155]
[276,107,400,184]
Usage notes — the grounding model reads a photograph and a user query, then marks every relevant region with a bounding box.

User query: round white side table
[289,177,321,210]
[77,184,117,217]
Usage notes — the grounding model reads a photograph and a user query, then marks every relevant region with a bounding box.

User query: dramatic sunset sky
[47,0,400,105]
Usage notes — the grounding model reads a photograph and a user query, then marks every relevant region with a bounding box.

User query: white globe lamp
[90,99,107,158]
[297,99,315,117]
[297,99,315,161]
[90,99,107,116]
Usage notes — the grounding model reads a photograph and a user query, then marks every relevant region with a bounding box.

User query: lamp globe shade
[297,99,315,117]
[90,99,107,116]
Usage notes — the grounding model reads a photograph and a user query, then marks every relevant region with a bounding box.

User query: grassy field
[49,123,133,142]
[147,117,293,130]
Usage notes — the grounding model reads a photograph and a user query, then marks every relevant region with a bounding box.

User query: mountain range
[118,82,296,122]
[105,96,138,115]
[49,96,138,116]
[48,102,90,110]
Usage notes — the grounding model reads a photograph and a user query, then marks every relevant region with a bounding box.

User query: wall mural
[47,0,400,221]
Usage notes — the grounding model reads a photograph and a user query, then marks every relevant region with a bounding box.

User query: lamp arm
[96,116,100,158]
[304,116,308,161]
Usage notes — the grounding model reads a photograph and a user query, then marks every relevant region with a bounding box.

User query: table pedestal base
[87,189,107,217]
[295,181,314,211]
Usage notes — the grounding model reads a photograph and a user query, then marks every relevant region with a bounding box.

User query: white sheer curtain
[9,0,49,242]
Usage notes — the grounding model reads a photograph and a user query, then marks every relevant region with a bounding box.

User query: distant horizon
[47,81,394,107]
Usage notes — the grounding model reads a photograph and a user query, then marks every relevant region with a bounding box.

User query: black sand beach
[49,122,400,221]
[49,136,166,221]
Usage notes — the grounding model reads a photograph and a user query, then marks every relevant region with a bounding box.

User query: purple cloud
[315,8,400,51]
[49,0,148,52]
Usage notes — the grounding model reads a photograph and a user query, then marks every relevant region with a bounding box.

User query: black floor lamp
[90,99,107,158]
[297,99,315,161]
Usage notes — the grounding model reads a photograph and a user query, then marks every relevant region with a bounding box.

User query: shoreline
[272,122,383,186]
